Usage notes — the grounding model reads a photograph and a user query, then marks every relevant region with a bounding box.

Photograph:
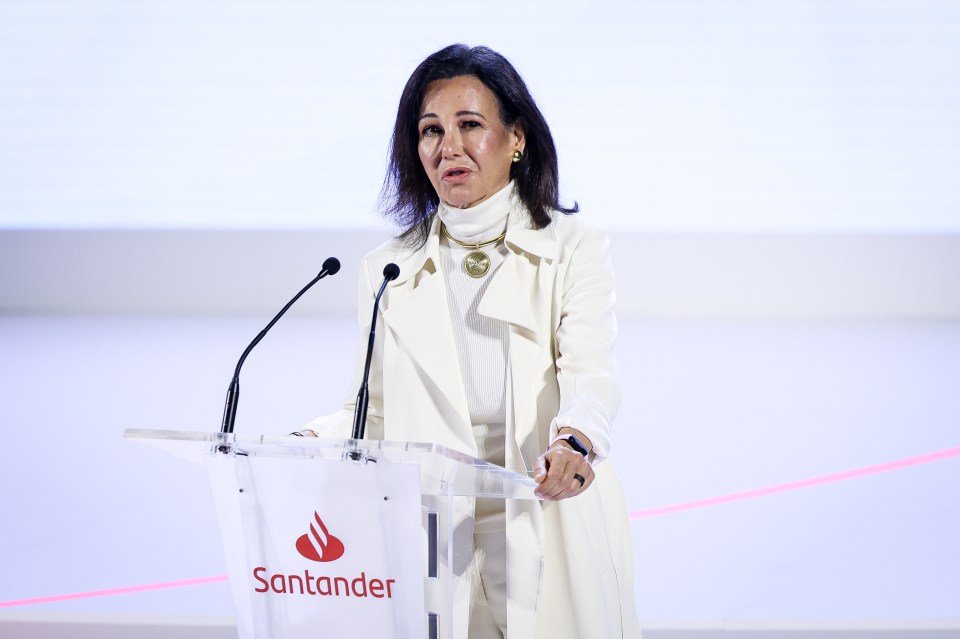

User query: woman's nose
[441,128,463,158]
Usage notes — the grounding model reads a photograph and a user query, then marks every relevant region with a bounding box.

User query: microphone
[350,263,399,442]
[219,257,341,435]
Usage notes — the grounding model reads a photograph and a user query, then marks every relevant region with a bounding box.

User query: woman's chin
[441,191,489,210]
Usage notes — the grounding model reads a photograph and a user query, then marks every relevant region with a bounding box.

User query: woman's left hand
[533,444,594,500]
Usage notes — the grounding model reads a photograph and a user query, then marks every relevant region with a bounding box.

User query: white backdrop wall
[1,0,958,232]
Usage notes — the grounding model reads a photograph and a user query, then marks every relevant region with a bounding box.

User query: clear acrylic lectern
[124,429,537,639]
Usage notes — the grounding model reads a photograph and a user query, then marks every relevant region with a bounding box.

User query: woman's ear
[512,119,527,155]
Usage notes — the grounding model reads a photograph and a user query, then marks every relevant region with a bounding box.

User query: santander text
[253,567,396,599]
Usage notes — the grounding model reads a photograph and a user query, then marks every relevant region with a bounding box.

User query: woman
[303,44,641,639]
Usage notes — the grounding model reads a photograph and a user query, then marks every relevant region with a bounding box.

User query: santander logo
[252,510,397,600]
[296,512,345,562]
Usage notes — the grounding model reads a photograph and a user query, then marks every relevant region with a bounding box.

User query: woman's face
[417,75,525,209]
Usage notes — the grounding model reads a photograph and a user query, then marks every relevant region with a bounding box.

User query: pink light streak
[629,445,960,520]
[1,447,956,608]
[0,575,228,609]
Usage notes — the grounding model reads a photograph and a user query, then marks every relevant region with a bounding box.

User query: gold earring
[512,149,523,163]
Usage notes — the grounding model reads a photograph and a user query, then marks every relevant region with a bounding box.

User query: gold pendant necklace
[441,223,507,278]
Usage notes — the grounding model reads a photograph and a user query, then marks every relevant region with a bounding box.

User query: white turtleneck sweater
[437,182,515,520]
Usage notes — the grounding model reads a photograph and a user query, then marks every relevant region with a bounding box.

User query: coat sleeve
[304,253,385,440]
[548,222,620,461]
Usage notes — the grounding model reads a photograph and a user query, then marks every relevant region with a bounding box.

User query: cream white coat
[309,201,642,639]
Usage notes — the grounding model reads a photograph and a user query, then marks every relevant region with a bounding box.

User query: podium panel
[125,429,537,639]
[208,455,425,638]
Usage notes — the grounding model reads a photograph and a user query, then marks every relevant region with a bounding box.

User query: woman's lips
[442,168,472,183]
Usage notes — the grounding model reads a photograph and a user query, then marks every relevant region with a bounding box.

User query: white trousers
[468,512,508,639]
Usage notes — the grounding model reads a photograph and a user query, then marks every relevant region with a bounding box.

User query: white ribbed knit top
[436,183,513,517]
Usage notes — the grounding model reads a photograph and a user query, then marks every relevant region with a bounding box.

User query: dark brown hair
[381,44,577,246]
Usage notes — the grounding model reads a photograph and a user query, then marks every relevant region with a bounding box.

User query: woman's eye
[421,125,441,137]
[461,120,482,129]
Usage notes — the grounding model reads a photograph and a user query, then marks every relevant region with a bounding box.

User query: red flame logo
[295,512,345,562]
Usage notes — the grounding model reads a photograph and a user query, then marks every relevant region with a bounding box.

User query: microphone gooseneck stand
[219,257,341,444]
[348,263,399,460]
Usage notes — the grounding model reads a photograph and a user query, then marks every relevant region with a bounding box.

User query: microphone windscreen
[383,263,400,281]
[322,257,341,275]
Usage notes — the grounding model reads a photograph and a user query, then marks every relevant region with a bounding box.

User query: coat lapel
[479,207,559,455]
[380,227,474,448]
[478,252,542,442]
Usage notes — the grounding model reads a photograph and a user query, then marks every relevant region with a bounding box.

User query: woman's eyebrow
[418,110,487,121]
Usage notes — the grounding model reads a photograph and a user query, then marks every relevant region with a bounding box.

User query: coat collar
[504,203,559,261]
[390,202,556,333]
[390,217,442,287]
[392,192,559,285]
